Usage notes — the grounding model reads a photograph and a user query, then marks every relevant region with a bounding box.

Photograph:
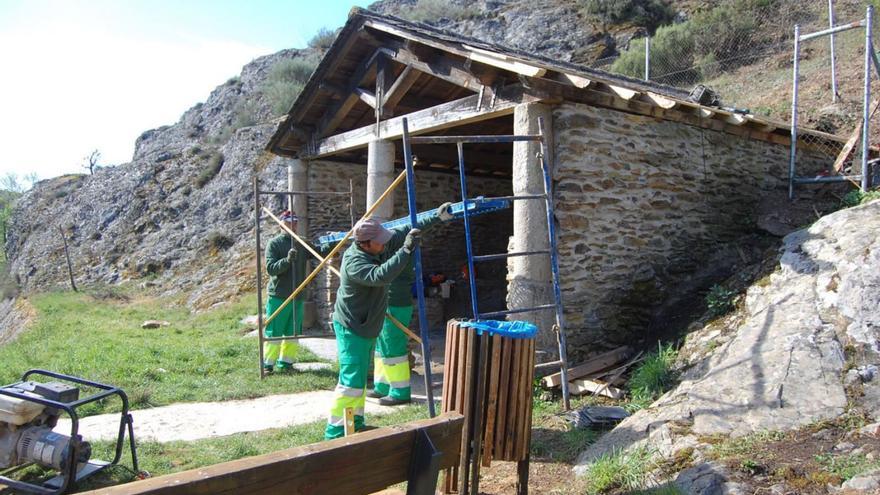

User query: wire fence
[584,0,879,188]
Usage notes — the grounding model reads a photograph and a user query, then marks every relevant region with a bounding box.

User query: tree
[0,173,23,193]
[24,172,39,189]
[83,149,101,175]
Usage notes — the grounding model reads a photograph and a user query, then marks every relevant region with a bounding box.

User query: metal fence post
[644,36,651,81]
[789,25,801,200]
[862,5,873,192]
[829,0,839,103]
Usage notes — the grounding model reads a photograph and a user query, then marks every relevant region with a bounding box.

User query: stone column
[288,158,314,327]
[508,102,556,354]
[367,139,395,221]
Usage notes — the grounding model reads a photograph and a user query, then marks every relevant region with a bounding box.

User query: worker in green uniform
[263,210,308,373]
[368,258,415,406]
[325,203,452,440]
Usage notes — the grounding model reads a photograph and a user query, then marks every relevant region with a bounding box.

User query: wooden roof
[266,8,848,177]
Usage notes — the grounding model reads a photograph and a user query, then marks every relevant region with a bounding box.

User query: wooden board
[833,99,880,173]
[568,378,624,399]
[82,414,464,495]
[542,346,632,388]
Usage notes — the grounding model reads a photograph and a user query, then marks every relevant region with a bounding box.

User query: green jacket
[265,233,309,300]
[333,212,439,338]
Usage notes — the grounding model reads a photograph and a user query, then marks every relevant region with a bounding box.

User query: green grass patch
[841,189,880,208]
[705,284,736,318]
[704,430,785,460]
[814,452,880,482]
[0,290,335,415]
[581,446,657,494]
[627,343,678,412]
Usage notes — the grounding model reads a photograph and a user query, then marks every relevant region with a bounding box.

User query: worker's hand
[403,229,422,254]
[286,249,296,263]
[437,202,454,221]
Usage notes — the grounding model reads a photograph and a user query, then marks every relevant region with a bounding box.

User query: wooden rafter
[384,65,422,115]
[314,48,384,138]
[382,44,484,93]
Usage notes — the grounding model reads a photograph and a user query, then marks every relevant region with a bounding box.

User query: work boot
[366,389,386,399]
[378,396,411,406]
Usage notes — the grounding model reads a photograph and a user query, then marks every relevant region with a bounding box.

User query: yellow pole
[262,206,423,344]
[264,169,407,327]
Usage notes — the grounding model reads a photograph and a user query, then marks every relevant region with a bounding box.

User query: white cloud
[0,13,269,180]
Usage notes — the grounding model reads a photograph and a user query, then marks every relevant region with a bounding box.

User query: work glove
[286,249,296,263]
[403,229,422,254]
[437,202,454,221]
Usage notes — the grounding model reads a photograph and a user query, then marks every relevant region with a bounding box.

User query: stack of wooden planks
[541,347,638,400]
[441,319,535,494]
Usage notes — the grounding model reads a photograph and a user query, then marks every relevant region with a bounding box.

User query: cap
[279,210,298,222]
[354,218,392,244]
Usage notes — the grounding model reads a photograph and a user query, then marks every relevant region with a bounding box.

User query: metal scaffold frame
[789,5,878,198]
[402,116,572,494]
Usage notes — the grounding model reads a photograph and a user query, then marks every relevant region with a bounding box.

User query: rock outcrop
[574,200,880,489]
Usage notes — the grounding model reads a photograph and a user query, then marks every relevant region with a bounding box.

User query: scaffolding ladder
[401,117,572,410]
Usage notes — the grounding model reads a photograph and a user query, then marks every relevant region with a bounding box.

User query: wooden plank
[306,84,539,159]
[458,326,476,494]
[833,99,880,172]
[356,88,377,109]
[386,44,484,92]
[606,84,639,100]
[542,346,632,388]
[384,65,422,115]
[568,378,624,399]
[481,333,502,467]
[504,338,521,460]
[83,413,464,495]
[643,91,678,109]
[494,336,511,459]
[463,44,547,77]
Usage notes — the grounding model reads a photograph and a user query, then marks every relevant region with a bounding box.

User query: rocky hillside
[574,199,880,494]
[2,0,869,310]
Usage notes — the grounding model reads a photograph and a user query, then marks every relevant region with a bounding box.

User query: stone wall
[551,102,832,357]
[294,160,512,327]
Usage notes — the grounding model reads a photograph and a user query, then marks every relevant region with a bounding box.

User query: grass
[0,289,336,416]
[530,392,603,462]
[814,452,880,482]
[581,446,657,494]
[627,343,678,412]
[842,189,880,208]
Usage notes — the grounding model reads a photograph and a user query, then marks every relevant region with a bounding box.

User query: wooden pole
[58,226,77,292]
[261,206,422,345]
[264,169,407,327]
[254,178,266,379]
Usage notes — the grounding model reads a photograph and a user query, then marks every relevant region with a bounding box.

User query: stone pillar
[288,158,314,328]
[508,102,556,354]
[367,139,395,221]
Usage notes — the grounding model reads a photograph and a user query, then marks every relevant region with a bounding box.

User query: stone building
[266,9,842,360]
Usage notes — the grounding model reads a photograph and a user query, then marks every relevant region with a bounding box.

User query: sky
[0,0,372,183]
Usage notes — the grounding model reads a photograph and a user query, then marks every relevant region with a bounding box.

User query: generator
[0,370,140,494]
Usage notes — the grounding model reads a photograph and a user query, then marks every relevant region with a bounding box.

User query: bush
[841,189,880,208]
[262,56,318,116]
[583,446,657,494]
[581,0,675,32]
[206,231,234,251]
[628,342,677,410]
[308,27,337,51]
[402,0,477,23]
[706,284,736,317]
[195,152,224,188]
[611,23,699,83]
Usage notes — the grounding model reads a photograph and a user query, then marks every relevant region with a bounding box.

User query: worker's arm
[347,231,420,286]
[265,238,290,276]
[386,202,452,252]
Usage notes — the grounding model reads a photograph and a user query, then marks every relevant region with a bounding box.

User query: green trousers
[263,297,303,370]
[372,305,412,401]
[325,321,375,440]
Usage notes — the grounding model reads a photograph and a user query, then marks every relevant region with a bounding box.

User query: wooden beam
[834,99,880,172]
[568,378,624,399]
[315,48,384,138]
[724,113,748,125]
[305,84,540,159]
[462,44,547,77]
[82,413,465,495]
[542,347,632,388]
[375,54,388,123]
[554,72,593,89]
[642,91,678,109]
[606,84,639,101]
[355,88,377,109]
[384,65,421,115]
[384,44,484,93]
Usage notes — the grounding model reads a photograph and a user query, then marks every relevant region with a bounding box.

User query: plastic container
[458,319,538,339]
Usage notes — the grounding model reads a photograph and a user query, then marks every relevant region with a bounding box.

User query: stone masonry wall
[283,160,511,328]
[552,102,830,357]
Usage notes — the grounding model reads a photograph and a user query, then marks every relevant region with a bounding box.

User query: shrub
[628,342,678,410]
[206,231,234,251]
[308,27,337,51]
[841,189,880,208]
[581,0,675,32]
[706,284,736,317]
[262,56,318,116]
[611,22,699,83]
[582,446,657,494]
[402,0,477,23]
[196,152,224,188]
